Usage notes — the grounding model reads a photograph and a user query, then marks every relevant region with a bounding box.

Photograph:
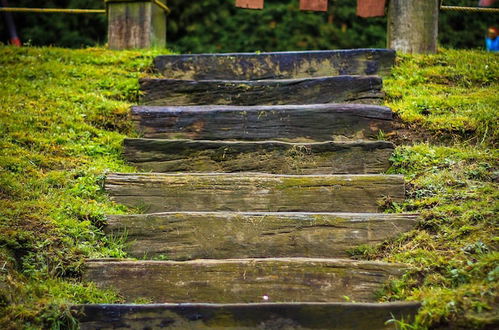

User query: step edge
[105,211,419,218]
[84,257,409,268]
[105,172,405,178]
[124,138,396,148]
[72,301,420,308]
[139,75,381,84]
[131,103,393,114]
[130,104,394,121]
[154,48,395,58]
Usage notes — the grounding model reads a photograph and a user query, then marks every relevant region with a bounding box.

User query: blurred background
[0,0,497,51]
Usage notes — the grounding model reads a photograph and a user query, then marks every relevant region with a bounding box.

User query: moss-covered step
[139,76,384,106]
[73,302,420,330]
[124,139,395,174]
[105,173,405,213]
[105,212,418,259]
[131,104,394,140]
[84,258,407,303]
[153,49,396,80]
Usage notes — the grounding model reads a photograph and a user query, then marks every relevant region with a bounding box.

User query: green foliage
[166,0,387,52]
[0,46,168,328]
[166,0,496,53]
[1,1,496,50]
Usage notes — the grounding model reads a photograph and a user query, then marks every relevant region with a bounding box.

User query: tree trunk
[387,0,439,54]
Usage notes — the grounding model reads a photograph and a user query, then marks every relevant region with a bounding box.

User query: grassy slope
[375,50,499,329]
[0,47,167,328]
[0,47,497,329]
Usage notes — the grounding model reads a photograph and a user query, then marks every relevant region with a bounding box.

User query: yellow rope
[441,5,499,13]
[105,0,170,15]
[0,1,170,15]
[0,7,105,14]
[152,0,171,15]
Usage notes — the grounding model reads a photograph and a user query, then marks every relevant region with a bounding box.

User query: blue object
[486,37,499,51]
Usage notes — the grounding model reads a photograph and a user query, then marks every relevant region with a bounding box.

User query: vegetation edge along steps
[77,48,420,328]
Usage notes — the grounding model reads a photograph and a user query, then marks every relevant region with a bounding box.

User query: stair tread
[106,211,418,259]
[124,138,395,174]
[87,257,407,264]
[139,76,384,106]
[105,172,405,213]
[131,103,393,140]
[74,301,419,330]
[126,139,395,145]
[153,48,396,80]
[84,258,408,304]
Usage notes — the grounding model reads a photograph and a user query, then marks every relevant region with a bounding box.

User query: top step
[154,49,396,80]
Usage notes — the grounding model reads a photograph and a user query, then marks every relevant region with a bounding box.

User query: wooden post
[387,0,439,54]
[106,0,167,50]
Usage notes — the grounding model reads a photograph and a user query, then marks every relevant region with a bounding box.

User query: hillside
[0,47,497,329]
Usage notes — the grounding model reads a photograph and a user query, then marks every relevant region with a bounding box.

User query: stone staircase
[74,49,420,329]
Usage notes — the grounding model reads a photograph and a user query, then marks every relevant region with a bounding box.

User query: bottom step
[84,258,406,303]
[74,302,420,329]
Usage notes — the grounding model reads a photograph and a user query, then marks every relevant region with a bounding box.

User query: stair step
[84,258,407,303]
[106,212,418,259]
[105,173,405,213]
[153,48,396,80]
[139,76,384,106]
[131,104,394,140]
[124,139,395,174]
[73,302,420,329]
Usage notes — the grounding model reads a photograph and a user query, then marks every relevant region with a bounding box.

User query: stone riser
[84,258,406,303]
[139,76,384,106]
[74,302,420,330]
[104,173,405,213]
[106,212,418,259]
[154,49,396,80]
[131,104,394,141]
[124,139,395,174]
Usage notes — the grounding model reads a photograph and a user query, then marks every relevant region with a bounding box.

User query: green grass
[0,46,497,329]
[369,50,498,329]
[385,50,498,146]
[0,46,168,328]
